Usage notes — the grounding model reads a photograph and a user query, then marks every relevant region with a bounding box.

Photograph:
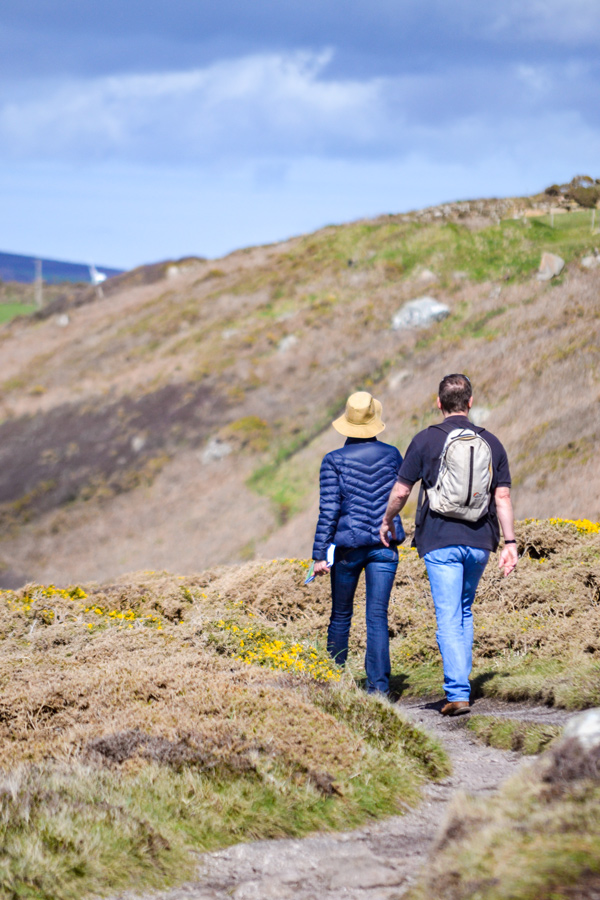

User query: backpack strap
[430,420,486,436]
[415,481,426,526]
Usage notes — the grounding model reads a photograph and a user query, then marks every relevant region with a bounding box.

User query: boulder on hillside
[392,297,450,331]
[202,438,232,464]
[278,334,299,353]
[416,268,438,283]
[581,254,600,269]
[562,709,600,752]
[537,252,565,281]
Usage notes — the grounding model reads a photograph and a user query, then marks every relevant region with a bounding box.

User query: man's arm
[495,486,518,576]
[379,481,412,547]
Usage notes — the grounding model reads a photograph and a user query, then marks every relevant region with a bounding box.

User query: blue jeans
[424,545,490,702]
[328,545,398,694]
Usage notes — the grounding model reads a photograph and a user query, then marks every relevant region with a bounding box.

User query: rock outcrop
[392,297,450,330]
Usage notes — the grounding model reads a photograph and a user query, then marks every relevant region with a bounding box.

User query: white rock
[131,435,146,453]
[470,406,491,426]
[278,334,299,353]
[202,438,232,464]
[417,268,438,283]
[56,314,70,327]
[581,256,600,269]
[222,328,239,339]
[392,297,450,331]
[562,708,600,751]
[537,252,565,281]
[388,369,411,390]
[166,263,195,279]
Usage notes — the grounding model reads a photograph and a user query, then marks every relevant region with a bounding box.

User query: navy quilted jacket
[312,437,405,560]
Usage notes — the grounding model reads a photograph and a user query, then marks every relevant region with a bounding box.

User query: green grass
[0,689,448,900]
[248,450,321,524]
[467,715,563,754]
[0,753,419,899]
[0,303,36,324]
[285,210,598,286]
[247,395,347,522]
[386,657,600,711]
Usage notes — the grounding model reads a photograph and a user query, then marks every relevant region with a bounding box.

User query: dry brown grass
[0,570,449,898]
[0,576,358,776]
[197,519,600,707]
[0,517,597,896]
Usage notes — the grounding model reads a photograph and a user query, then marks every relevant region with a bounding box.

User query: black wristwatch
[504,539,517,544]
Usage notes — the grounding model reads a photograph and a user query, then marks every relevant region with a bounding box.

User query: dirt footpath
[112,700,573,900]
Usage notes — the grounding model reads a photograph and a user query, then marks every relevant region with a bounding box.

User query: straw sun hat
[332,391,386,438]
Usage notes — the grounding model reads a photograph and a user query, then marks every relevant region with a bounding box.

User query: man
[379,374,518,716]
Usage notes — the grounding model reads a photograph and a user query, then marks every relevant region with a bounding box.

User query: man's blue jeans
[328,545,398,694]
[424,545,490,702]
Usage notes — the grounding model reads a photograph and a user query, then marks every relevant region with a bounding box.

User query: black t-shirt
[397,415,511,557]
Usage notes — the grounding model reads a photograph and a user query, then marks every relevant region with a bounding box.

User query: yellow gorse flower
[549,518,600,534]
[0,585,166,632]
[216,621,340,682]
[523,517,600,534]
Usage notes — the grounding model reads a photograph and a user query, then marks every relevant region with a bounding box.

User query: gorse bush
[0,568,447,900]
[0,518,598,897]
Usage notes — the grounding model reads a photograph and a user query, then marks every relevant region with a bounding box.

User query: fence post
[34,259,43,308]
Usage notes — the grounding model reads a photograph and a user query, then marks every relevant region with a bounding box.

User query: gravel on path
[110,699,574,900]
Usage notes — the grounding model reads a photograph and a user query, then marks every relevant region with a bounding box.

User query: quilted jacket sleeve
[312,454,341,560]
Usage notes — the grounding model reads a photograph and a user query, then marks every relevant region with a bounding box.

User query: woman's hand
[313,560,331,576]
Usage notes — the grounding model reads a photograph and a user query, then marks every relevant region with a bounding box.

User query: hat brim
[332,417,386,437]
[332,397,386,438]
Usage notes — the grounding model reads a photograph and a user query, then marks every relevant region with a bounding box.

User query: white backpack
[427,427,493,522]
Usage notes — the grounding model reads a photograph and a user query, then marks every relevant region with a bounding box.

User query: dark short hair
[438,374,472,413]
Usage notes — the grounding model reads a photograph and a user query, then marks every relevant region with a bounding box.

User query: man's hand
[495,486,517,577]
[380,481,412,546]
[498,543,518,577]
[379,519,396,548]
[313,560,331,577]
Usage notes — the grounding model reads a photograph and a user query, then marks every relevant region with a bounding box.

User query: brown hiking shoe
[441,700,471,717]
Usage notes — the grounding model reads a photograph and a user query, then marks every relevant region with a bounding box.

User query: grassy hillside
[0,568,447,899]
[0,195,599,585]
[0,516,598,898]
[193,517,600,710]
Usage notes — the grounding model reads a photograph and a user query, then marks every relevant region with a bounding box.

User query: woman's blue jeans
[328,545,398,694]
[423,545,490,702]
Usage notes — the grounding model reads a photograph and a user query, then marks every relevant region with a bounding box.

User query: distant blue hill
[0,251,123,285]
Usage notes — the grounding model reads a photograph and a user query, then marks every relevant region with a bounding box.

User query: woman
[312,391,405,694]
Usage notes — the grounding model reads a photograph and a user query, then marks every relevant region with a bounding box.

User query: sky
[1,1,599,269]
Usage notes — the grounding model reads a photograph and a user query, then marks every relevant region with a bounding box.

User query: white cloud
[0,51,386,163]
[1,48,598,170]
